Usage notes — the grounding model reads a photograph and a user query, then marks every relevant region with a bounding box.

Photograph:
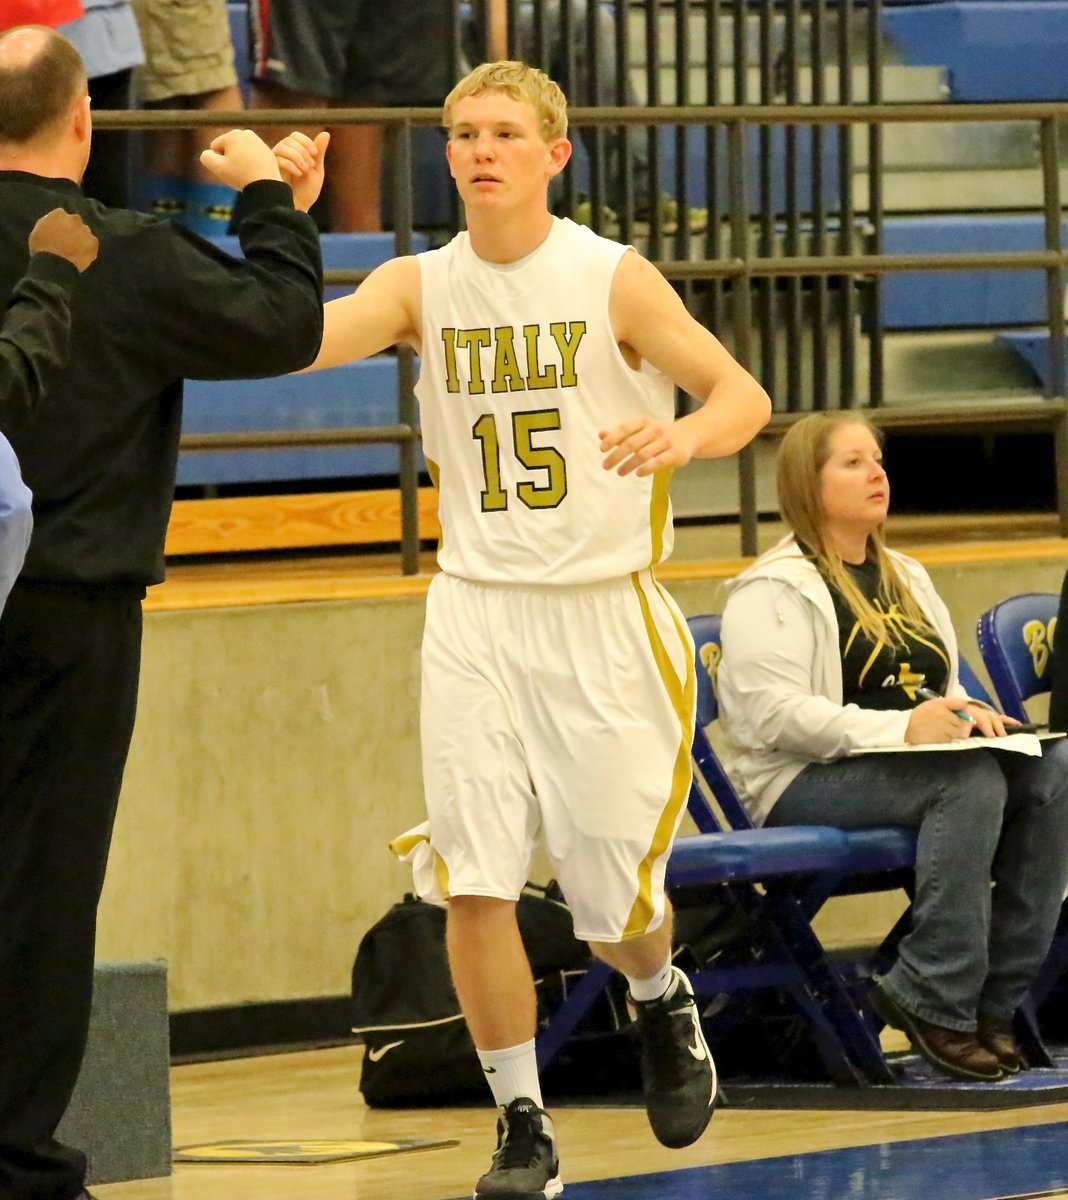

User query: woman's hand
[905,697,978,744]
[964,702,1019,739]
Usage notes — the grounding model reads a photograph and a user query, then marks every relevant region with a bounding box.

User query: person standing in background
[250,0,453,231]
[0,2,84,29]
[0,207,98,611]
[58,0,145,207]
[0,25,323,1200]
[479,0,654,224]
[131,0,247,235]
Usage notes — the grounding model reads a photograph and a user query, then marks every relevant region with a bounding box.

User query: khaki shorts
[133,0,237,102]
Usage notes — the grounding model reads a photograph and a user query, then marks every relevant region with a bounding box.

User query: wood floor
[91,1045,1068,1200]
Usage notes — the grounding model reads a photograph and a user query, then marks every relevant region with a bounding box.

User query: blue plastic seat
[977,592,1058,722]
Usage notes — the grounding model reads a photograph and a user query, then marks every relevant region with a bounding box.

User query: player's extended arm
[304,255,422,371]
[270,130,421,370]
[602,251,771,476]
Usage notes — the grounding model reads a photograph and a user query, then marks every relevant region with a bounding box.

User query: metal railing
[98,97,1068,565]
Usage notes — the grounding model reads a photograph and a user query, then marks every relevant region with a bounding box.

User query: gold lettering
[1024,619,1053,679]
[454,328,492,394]
[492,327,526,393]
[550,321,586,387]
[523,324,558,390]
[440,329,460,394]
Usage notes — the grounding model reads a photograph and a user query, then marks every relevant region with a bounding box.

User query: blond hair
[777,412,933,649]
[442,60,568,143]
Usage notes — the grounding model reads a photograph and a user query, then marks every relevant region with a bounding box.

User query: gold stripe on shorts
[388,830,453,900]
[621,573,696,939]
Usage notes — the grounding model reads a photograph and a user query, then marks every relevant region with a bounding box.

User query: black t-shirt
[825,557,950,711]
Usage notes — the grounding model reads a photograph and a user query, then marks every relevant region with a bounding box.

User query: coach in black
[0,26,323,1200]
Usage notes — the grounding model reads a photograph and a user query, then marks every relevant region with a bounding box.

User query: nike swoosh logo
[367,1040,405,1063]
[685,1015,709,1061]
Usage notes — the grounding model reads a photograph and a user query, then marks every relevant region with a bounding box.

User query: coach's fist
[200,128,283,190]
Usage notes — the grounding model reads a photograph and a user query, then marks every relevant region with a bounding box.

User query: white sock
[477,1039,543,1110]
[626,957,675,1003]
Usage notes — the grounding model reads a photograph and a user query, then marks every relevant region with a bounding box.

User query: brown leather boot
[977,1016,1024,1073]
[871,981,1003,1081]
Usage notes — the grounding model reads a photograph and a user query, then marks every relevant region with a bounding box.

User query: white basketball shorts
[396,569,696,943]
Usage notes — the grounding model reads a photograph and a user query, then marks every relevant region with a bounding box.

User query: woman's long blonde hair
[777,412,933,648]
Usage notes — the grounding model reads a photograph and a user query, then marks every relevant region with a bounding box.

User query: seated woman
[716,412,1068,1082]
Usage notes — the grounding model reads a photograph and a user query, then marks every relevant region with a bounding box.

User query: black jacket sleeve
[146,180,324,382]
[0,251,79,430]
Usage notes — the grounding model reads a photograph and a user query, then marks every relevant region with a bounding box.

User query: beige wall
[96,555,1067,1011]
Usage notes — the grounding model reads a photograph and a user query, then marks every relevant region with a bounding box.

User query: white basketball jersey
[416,217,676,585]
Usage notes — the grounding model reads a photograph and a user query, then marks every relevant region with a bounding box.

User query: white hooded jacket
[716,536,969,825]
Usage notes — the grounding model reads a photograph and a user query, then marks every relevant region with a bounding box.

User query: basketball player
[275,61,770,1200]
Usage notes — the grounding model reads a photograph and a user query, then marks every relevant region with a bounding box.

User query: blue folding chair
[976,592,1058,721]
[688,616,924,1068]
[539,616,917,1087]
[689,617,1045,1070]
[977,592,1066,1046]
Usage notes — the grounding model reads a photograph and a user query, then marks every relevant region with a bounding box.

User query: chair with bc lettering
[977,592,1066,1039]
[976,592,1058,722]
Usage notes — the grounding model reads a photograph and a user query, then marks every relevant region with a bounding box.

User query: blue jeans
[770,740,1068,1031]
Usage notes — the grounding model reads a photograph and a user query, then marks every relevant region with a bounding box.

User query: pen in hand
[915,686,974,723]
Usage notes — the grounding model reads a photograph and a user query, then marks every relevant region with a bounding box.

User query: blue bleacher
[179,360,418,486]
[882,1,1068,102]
[994,330,1067,395]
[881,216,1068,330]
[177,233,428,487]
[205,231,428,302]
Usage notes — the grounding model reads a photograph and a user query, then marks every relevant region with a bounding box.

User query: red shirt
[0,1,84,30]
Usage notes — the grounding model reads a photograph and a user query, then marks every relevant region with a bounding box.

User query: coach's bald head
[0,26,90,180]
